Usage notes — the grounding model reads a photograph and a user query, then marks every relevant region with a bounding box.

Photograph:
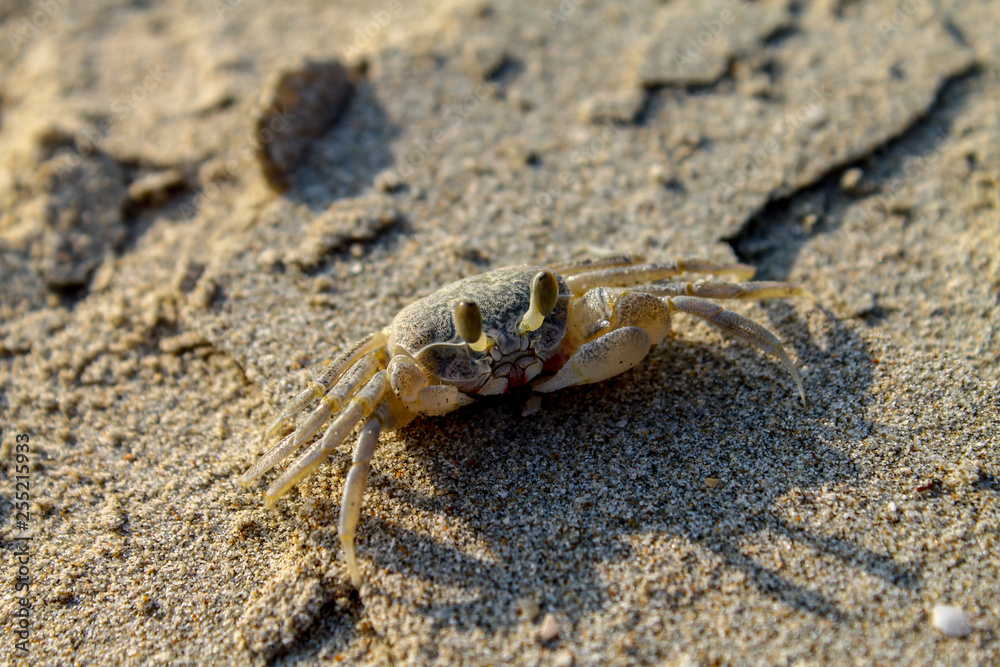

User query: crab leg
[630,280,814,302]
[535,286,805,404]
[264,370,389,507]
[667,296,805,405]
[534,325,653,393]
[287,355,383,450]
[261,330,388,443]
[549,252,646,275]
[536,290,671,392]
[241,353,384,484]
[241,432,299,485]
[566,259,756,294]
[339,416,382,588]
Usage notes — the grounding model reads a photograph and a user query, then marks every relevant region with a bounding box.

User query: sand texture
[1,1,998,665]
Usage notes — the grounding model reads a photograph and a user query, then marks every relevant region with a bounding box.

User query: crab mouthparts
[490,354,544,390]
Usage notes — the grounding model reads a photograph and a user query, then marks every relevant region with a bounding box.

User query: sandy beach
[1,1,997,664]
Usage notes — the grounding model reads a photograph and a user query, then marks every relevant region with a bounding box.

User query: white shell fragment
[553,649,575,667]
[540,613,561,642]
[931,604,973,637]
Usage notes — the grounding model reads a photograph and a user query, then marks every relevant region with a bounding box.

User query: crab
[242,253,809,587]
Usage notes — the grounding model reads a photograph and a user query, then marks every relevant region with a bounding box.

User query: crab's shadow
[346,304,909,634]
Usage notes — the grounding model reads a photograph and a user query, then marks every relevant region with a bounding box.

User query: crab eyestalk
[518,269,559,334]
[454,300,489,351]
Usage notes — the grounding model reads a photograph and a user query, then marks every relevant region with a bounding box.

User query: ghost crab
[242,253,809,587]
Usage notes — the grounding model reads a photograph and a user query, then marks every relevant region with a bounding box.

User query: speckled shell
[387,265,570,389]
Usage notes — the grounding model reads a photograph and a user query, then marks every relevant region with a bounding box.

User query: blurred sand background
[1,0,998,664]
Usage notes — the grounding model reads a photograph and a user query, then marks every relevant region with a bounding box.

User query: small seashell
[540,613,561,642]
[931,604,973,637]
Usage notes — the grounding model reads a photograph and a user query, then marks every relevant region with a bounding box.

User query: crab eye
[454,300,489,351]
[518,269,559,334]
[532,270,559,316]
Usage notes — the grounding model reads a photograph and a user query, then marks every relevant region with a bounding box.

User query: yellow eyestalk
[518,269,559,334]
[454,300,489,351]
